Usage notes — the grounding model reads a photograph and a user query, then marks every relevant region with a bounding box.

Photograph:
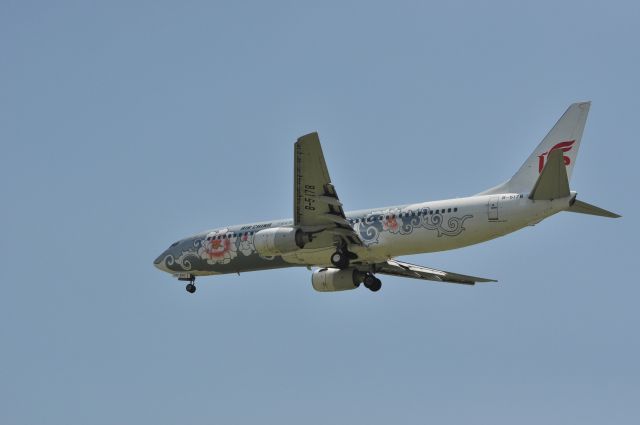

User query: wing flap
[375,259,497,285]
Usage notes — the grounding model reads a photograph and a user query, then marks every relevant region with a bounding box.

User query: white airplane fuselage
[155,192,573,277]
[333,193,573,264]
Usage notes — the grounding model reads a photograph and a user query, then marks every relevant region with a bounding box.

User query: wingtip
[297,131,319,140]
[472,277,498,283]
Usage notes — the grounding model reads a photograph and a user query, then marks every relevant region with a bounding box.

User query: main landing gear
[330,250,350,269]
[178,274,196,294]
[330,246,357,269]
[363,274,382,292]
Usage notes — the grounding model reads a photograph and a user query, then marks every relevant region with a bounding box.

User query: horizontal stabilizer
[529,149,570,200]
[568,200,621,218]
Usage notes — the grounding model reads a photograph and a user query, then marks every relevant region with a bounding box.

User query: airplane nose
[153,252,168,271]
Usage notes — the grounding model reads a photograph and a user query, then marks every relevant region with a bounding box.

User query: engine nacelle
[253,227,310,256]
[312,268,364,292]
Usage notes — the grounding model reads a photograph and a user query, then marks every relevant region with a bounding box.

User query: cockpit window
[170,241,179,247]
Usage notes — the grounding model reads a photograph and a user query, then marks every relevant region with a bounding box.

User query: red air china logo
[537,140,575,173]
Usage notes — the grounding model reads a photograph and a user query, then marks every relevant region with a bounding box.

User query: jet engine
[311,268,365,292]
[253,227,311,256]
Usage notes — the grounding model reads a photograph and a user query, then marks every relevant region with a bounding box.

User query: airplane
[154,102,620,294]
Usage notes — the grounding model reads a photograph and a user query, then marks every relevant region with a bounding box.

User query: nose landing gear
[178,274,197,294]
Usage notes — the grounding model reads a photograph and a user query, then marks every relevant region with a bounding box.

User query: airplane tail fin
[477,101,620,218]
[479,102,591,195]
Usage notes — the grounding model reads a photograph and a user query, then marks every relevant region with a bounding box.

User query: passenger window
[454,208,458,212]
[448,208,451,213]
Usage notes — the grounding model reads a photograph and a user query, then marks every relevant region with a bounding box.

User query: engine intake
[253,227,311,256]
[312,268,365,292]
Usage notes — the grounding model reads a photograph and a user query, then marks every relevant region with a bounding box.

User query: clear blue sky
[1,1,638,424]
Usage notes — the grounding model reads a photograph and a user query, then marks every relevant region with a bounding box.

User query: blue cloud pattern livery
[356,208,473,245]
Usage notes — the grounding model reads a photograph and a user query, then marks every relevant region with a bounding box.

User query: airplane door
[488,197,499,221]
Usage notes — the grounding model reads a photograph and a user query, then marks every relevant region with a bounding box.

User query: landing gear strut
[330,249,350,269]
[363,274,382,292]
[178,274,196,294]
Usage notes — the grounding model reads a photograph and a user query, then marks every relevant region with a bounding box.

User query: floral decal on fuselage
[198,229,238,264]
[162,229,276,272]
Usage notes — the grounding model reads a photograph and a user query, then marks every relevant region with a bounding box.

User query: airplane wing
[374,259,497,285]
[294,132,362,245]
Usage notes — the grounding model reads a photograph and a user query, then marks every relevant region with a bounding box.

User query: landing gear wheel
[364,275,382,292]
[186,283,196,294]
[369,278,382,292]
[363,274,376,288]
[330,250,350,269]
